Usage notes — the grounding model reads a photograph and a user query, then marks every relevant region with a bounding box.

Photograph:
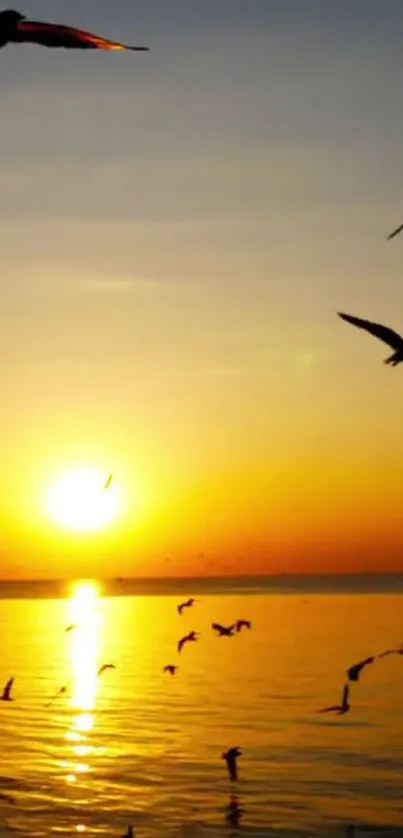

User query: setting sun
[45,468,120,533]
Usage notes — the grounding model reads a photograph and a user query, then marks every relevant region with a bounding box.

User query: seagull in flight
[222,747,242,782]
[212,622,235,637]
[387,222,403,240]
[177,598,196,616]
[177,631,198,653]
[0,10,149,51]
[234,619,251,633]
[163,665,177,676]
[319,684,350,715]
[97,664,116,676]
[0,677,14,701]
[347,656,374,682]
[338,312,403,366]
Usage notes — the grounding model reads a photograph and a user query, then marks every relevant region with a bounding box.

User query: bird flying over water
[347,656,374,682]
[177,631,198,653]
[387,222,403,240]
[319,683,350,715]
[177,598,196,615]
[0,10,149,51]
[338,312,403,366]
[97,664,116,676]
[234,619,251,632]
[163,665,177,675]
[212,622,235,637]
[222,747,242,782]
[0,677,14,701]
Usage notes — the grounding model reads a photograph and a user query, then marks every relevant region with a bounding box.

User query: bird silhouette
[1,677,14,701]
[212,622,235,637]
[97,664,116,676]
[347,656,374,682]
[104,474,113,490]
[177,631,198,653]
[45,682,70,707]
[234,619,251,632]
[222,747,242,782]
[319,684,350,715]
[0,10,149,51]
[387,222,403,241]
[177,598,196,615]
[338,312,403,366]
[163,665,177,675]
[65,624,76,632]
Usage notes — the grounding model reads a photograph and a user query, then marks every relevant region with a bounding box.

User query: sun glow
[45,467,120,532]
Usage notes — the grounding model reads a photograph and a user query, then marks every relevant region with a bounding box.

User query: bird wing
[12,20,149,51]
[318,704,340,713]
[98,664,115,675]
[212,622,225,632]
[3,678,13,699]
[342,684,349,705]
[104,474,113,490]
[177,637,186,653]
[338,312,403,349]
[387,222,403,240]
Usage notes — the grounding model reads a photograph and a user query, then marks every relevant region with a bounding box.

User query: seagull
[387,222,403,241]
[234,619,251,632]
[163,665,177,675]
[177,631,198,653]
[222,747,242,782]
[97,664,116,676]
[347,656,374,682]
[338,312,403,366]
[103,474,113,490]
[177,598,196,616]
[212,622,235,637]
[319,684,350,715]
[0,677,14,701]
[45,682,70,707]
[0,10,149,51]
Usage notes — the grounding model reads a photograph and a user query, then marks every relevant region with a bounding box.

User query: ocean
[0,575,402,837]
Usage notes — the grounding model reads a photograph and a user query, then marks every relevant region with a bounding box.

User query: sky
[2,0,403,578]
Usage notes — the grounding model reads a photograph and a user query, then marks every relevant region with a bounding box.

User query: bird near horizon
[347,656,374,682]
[163,665,177,676]
[212,622,235,637]
[0,677,14,701]
[177,598,196,616]
[338,312,403,366]
[319,683,350,715]
[387,222,403,240]
[97,664,116,676]
[177,631,198,653]
[0,10,149,51]
[222,747,242,782]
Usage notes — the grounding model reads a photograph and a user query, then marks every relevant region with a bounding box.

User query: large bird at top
[0,10,149,51]
[338,312,403,366]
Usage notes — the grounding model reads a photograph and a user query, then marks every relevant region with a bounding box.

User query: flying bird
[163,665,177,676]
[212,622,235,637]
[97,664,116,676]
[0,10,149,51]
[104,474,113,490]
[234,619,251,632]
[318,683,350,715]
[177,631,198,653]
[338,312,403,366]
[387,222,403,241]
[222,747,242,782]
[347,656,374,682]
[177,598,196,616]
[0,677,14,701]
[65,624,76,632]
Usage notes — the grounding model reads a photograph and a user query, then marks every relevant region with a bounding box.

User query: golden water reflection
[64,580,102,784]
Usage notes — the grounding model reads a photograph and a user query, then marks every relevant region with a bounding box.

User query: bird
[387,222,403,241]
[177,598,196,616]
[104,474,113,490]
[163,665,177,675]
[177,631,198,653]
[65,624,76,632]
[338,312,403,366]
[319,683,350,715]
[234,619,251,632]
[346,656,374,682]
[0,677,14,701]
[212,622,235,637]
[97,664,116,676]
[0,10,149,51]
[222,747,242,782]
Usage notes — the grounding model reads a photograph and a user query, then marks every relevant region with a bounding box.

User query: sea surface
[0,575,402,838]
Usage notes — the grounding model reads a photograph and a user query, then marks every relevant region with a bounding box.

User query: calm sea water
[0,576,402,838]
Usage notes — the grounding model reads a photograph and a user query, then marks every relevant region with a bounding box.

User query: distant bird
[104,473,113,490]
[45,682,69,707]
[387,222,403,241]
[234,619,251,633]
[177,598,196,615]
[212,622,235,637]
[177,631,198,653]
[319,684,350,715]
[222,747,242,782]
[0,10,149,51]
[0,677,14,701]
[163,665,177,676]
[338,312,403,366]
[65,624,76,632]
[347,656,374,682]
[97,664,116,676]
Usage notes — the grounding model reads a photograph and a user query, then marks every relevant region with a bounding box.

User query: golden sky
[2,1,403,578]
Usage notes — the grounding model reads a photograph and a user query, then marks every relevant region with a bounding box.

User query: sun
[46,467,120,533]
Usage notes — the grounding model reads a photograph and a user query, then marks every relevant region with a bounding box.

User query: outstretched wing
[342,684,349,705]
[338,313,403,350]
[12,20,149,51]
[318,704,340,713]
[3,677,14,699]
[212,622,225,632]
[177,637,186,653]
[387,222,403,241]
